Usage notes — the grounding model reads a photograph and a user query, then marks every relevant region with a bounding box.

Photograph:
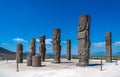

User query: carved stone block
[52,29,61,63]
[17,43,23,63]
[67,40,71,60]
[106,32,112,62]
[39,35,46,61]
[77,15,91,66]
[30,38,36,56]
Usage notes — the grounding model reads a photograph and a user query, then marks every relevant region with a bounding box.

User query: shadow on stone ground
[61,62,74,64]
[88,64,101,66]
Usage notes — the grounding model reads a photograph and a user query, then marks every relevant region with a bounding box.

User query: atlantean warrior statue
[39,35,46,61]
[52,29,61,63]
[30,38,36,56]
[76,15,91,66]
[106,32,112,62]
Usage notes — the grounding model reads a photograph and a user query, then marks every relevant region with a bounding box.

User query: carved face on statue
[40,35,45,43]
[78,15,90,32]
[53,29,60,41]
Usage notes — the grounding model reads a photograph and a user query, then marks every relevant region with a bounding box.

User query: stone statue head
[78,15,90,32]
[31,38,36,43]
[53,29,60,40]
[40,35,45,43]
[17,43,23,52]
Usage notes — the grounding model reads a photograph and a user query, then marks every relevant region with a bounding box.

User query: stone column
[30,38,36,56]
[32,55,41,67]
[27,55,32,66]
[17,43,23,63]
[67,40,71,60]
[39,35,46,61]
[52,29,61,63]
[106,32,112,62]
[76,15,91,66]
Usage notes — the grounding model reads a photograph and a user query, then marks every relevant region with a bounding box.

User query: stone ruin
[16,14,114,68]
[52,29,61,63]
[76,15,91,66]
[32,55,41,67]
[27,38,41,67]
[39,35,46,61]
[27,55,32,66]
[17,43,23,63]
[30,38,36,56]
[106,32,112,62]
[67,40,71,60]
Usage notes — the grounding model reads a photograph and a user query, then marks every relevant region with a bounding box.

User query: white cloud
[36,38,52,44]
[62,41,66,44]
[36,39,39,42]
[45,38,52,45]
[114,41,120,45]
[1,43,9,46]
[92,42,105,47]
[45,39,66,45]
[92,41,120,47]
[13,38,28,43]
[35,38,66,45]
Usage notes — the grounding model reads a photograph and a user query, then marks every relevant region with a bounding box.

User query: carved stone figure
[17,43,23,63]
[52,29,61,63]
[30,38,36,56]
[39,35,46,61]
[76,15,91,66]
[67,40,71,60]
[106,32,112,62]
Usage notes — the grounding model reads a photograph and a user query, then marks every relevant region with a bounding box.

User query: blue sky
[0,0,120,55]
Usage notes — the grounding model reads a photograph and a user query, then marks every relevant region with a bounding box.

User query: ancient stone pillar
[106,32,112,62]
[30,38,36,56]
[17,43,23,63]
[27,55,32,66]
[32,55,41,67]
[67,40,71,60]
[39,35,46,61]
[52,29,61,63]
[76,15,91,66]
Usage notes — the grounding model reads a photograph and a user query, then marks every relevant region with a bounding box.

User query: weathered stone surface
[67,40,71,60]
[17,43,23,63]
[52,29,61,63]
[76,15,91,66]
[106,32,112,62]
[32,55,41,67]
[27,55,32,66]
[39,35,46,61]
[30,38,36,56]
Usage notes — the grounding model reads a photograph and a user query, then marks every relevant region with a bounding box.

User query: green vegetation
[90,56,120,60]
[71,56,120,60]
[23,55,120,60]
[112,56,120,60]
[45,56,51,59]
[90,56,105,60]
[72,56,78,59]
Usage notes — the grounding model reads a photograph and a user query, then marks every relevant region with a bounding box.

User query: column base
[76,62,88,66]
[51,61,61,64]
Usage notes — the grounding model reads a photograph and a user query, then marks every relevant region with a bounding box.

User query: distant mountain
[0,47,16,60]
[46,53,53,56]
[23,51,30,55]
